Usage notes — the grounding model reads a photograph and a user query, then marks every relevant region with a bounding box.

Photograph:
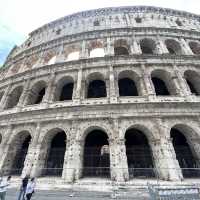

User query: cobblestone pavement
[6,188,150,200]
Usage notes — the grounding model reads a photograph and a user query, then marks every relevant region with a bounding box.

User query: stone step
[7,188,150,200]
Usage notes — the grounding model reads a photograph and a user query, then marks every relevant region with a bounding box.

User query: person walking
[17,176,29,200]
[25,178,36,200]
[0,176,11,200]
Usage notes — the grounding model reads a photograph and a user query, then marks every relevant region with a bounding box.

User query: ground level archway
[83,129,110,178]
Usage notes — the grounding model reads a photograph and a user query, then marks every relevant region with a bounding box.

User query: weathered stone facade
[0,6,200,185]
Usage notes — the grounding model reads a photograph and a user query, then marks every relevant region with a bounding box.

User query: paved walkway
[6,188,150,200]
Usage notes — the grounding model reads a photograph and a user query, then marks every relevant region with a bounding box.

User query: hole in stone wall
[11,134,31,175]
[43,131,66,176]
[152,77,170,95]
[171,128,199,178]
[125,128,155,179]
[87,80,107,98]
[83,130,110,178]
[118,78,138,96]
[59,83,74,101]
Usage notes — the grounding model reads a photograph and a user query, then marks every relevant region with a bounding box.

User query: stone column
[62,139,83,182]
[156,37,169,54]
[180,38,194,55]
[42,72,56,106]
[109,138,129,182]
[30,123,43,177]
[173,65,191,97]
[0,84,12,110]
[73,67,83,105]
[80,40,89,59]
[153,120,183,181]
[105,37,114,56]
[131,39,142,54]
[56,43,65,62]
[141,64,156,101]
[0,126,12,174]
[16,79,31,109]
[109,65,118,103]
[21,138,36,177]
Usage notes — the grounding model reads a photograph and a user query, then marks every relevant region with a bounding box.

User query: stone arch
[189,41,200,55]
[140,38,157,54]
[86,72,107,98]
[82,127,110,178]
[38,128,67,177]
[26,80,47,105]
[2,131,31,175]
[184,70,200,95]
[54,76,74,101]
[5,85,23,109]
[124,125,155,179]
[64,44,81,61]
[23,54,39,71]
[114,39,130,56]
[43,50,57,65]
[67,51,80,61]
[151,69,177,95]
[170,124,200,178]
[88,41,105,58]
[165,39,183,55]
[118,70,140,96]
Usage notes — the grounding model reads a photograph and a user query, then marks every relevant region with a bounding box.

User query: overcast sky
[0,0,199,64]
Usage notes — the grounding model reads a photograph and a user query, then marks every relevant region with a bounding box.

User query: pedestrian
[17,175,29,200]
[25,178,36,200]
[0,176,11,200]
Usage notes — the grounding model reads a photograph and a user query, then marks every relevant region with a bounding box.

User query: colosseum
[0,6,200,189]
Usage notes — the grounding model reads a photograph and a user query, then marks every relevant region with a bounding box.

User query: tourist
[0,176,11,200]
[25,178,36,200]
[17,175,29,200]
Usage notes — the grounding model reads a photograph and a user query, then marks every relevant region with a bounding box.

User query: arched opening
[165,39,182,55]
[140,39,157,54]
[171,128,199,178]
[54,77,74,101]
[151,69,177,96]
[114,47,129,56]
[189,42,200,55]
[43,131,66,176]
[67,51,80,61]
[11,135,31,175]
[114,39,130,56]
[125,128,155,178]
[59,83,73,101]
[90,48,105,58]
[152,77,170,95]
[83,129,110,178]
[5,86,23,109]
[118,78,138,96]
[184,70,200,95]
[47,56,56,65]
[26,81,46,105]
[87,80,107,98]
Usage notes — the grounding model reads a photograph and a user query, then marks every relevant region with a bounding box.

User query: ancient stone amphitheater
[0,6,200,188]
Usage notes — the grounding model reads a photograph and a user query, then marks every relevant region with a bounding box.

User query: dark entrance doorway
[11,135,31,175]
[87,80,107,98]
[118,78,138,96]
[43,131,66,176]
[83,130,110,178]
[152,77,170,95]
[125,128,155,178]
[59,83,74,101]
[171,128,200,178]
